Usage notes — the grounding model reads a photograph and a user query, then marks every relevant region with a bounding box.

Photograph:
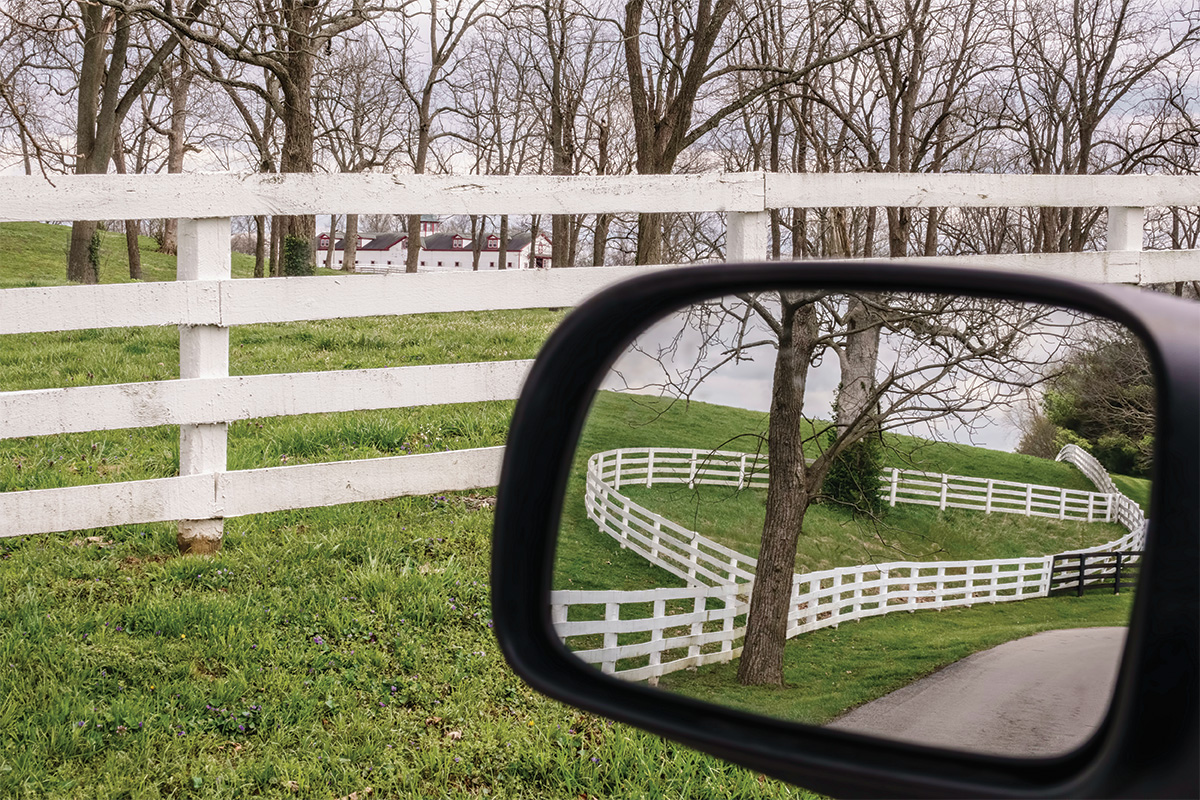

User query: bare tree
[314,31,405,273]
[383,0,488,272]
[620,291,1078,685]
[53,1,206,282]
[1001,0,1200,252]
[97,0,403,271]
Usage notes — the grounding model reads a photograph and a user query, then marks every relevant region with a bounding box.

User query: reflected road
[827,627,1126,757]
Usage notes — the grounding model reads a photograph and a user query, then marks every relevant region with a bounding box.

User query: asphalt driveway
[827,627,1127,757]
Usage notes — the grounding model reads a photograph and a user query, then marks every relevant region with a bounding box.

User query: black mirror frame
[491,262,1198,799]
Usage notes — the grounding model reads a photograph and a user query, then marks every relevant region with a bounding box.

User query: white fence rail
[882,468,1115,522]
[0,172,1181,545]
[555,445,1148,681]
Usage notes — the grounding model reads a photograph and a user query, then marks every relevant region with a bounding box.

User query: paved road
[827,627,1127,757]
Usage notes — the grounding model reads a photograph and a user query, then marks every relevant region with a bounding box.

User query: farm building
[318,216,553,272]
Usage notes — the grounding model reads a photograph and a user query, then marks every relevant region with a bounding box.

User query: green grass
[0,222,267,287]
[0,501,816,799]
[0,240,812,797]
[658,593,1133,725]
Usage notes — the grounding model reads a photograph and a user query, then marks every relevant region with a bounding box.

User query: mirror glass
[553,289,1152,758]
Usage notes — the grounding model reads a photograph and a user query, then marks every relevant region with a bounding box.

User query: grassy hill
[556,392,1136,588]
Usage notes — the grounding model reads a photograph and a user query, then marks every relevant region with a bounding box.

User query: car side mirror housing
[491,262,1198,799]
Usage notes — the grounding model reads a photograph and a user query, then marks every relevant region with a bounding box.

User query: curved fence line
[555,445,1148,682]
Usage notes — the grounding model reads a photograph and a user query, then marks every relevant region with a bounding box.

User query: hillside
[555,392,1136,587]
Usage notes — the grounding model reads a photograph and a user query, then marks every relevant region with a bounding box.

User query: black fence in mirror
[1049,551,1143,597]
[553,289,1153,758]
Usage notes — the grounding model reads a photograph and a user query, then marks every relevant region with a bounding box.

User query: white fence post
[726,210,771,262]
[176,217,230,555]
[985,480,994,514]
[602,602,620,674]
[1108,206,1144,255]
[646,449,654,488]
[939,475,948,510]
[688,595,705,661]
[889,468,899,507]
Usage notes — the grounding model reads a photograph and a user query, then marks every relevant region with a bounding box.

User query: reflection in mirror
[553,290,1152,758]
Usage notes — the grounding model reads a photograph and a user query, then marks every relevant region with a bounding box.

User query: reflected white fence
[554,445,1148,682]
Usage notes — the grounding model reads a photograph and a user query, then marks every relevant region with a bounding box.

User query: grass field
[0,226,1145,797]
[0,228,817,798]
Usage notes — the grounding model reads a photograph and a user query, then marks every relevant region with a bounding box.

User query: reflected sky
[602,294,1079,453]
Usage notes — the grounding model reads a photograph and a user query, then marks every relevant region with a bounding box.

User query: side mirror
[491,262,1198,799]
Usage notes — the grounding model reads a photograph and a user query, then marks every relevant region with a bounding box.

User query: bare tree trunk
[836,297,881,432]
[528,215,541,268]
[738,297,818,686]
[278,7,317,272]
[111,140,142,280]
[592,214,610,266]
[270,215,283,276]
[498,215,509,270]
[405,214,421,273]
[470,214,482,270]
[343,213,358,273]
[635,213,663,265]
[254,215,266,278]
[324,214,338,271]
[924,208,939,256]
[159,56,193,255]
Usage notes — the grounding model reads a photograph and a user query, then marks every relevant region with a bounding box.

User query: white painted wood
[0,173,766,221]
[813,249,1199,284]
[726,210,771,261]
[1108,207,1145,252]
[0,267,680,335]
[221,447,504,517]
[0,474,215,537]
[219,266,660,325]
[766,173,1200,209]
[177,218,231,548]
[0,447,503,537]
[0,360,532,439]
[0,282,220,334]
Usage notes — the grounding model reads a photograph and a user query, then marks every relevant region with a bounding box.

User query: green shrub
[1052,427,1092,454]
[822,430,885,517]
[283,235,314,276]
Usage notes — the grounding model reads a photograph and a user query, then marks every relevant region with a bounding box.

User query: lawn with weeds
[0,501,815,799]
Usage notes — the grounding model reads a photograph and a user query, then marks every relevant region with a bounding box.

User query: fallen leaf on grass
[284,780,300,792]
[425,716,442,726]
[446,730,462,741]
[337,788,372,800]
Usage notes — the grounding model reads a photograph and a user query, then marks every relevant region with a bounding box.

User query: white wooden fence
[1056,443,1148,540]
[882,468,1116,522]
[554,444,1148,682]
[0,172,1185,546]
